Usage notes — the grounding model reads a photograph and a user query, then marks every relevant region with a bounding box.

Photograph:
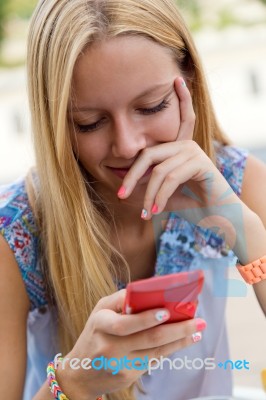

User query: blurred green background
[0,0,38,66]
[1,0,266,67]
[0,0,36,41]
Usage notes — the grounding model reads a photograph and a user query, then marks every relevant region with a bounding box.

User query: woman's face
[70,35,182,199]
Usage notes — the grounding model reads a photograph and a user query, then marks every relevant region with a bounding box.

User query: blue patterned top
[0,143,249,400]
[0,180,47,310]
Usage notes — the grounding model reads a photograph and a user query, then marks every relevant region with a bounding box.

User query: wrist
[49,354,98,400]
[236,207,266,264]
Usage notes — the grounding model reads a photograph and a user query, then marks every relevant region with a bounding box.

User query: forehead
[74,35,177,73]
[71,36,179,106]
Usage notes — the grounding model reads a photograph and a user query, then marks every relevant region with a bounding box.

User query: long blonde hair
[27,1,230,399]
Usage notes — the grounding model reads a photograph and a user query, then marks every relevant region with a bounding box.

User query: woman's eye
[75,118,105,133]
[74,99,170,132]
[139,99,170,115]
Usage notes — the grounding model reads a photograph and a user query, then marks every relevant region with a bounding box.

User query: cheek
[74,136,104,169]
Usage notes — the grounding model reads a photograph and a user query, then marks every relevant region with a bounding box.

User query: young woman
[0,0,266,399]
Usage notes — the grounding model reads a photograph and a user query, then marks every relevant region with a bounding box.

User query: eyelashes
[75,98,171,134]
[76,119,105,133]
[138,99,170,115]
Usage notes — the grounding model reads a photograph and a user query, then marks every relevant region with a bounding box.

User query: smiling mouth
[107,165,156,179]
[107,166,131,179]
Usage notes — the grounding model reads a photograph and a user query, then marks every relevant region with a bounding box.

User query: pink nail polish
[196,319,207,331]
[117,186,126,197]
[151,204,158,214]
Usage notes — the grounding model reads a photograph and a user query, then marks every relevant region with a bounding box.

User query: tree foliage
[0,0,36,48]
[0,0,8,45]
[6,0,37,19]
[1,0,266,47]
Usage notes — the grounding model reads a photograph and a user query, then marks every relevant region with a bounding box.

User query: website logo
[54,353,250,375]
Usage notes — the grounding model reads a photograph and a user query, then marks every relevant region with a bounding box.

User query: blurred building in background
[0,0,266,184]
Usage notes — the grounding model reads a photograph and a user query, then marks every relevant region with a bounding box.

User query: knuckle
[187,140,199,153]
[93,308,107,324]
[98,341,113,358]
[96,296,108,308]
[110,319,127,336]
[152,165,164,176]
[166,172,177,183]
[88,310,102,331]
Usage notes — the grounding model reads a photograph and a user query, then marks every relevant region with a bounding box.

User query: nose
[111,115,147,159]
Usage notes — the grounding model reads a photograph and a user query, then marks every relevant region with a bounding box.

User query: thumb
[91,289,126,315]
[174,76,195,141]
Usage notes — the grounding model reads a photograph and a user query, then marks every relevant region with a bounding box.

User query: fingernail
[155,310,170,322]
[192,332,202,343]
[151,204,158,214]
[181,78,186,87]
[141,209,148,219]
[195,319,207,331]
[117,186,126,197]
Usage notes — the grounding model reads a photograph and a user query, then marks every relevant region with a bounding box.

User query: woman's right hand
[56,289,206,400]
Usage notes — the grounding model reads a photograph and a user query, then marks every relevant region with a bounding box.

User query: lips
[107,167,131,179]
[107,164,156,179]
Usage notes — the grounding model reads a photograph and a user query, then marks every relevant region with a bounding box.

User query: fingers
[92,307,173,336]
[174,77,195,141]
[137,333,200,367]
[117,141,204,220]
[124,317,206,352]
[92,295,207,349]
[91,304,207,367]
[117,142,183,200]
[117,76,196,204]
[141,152,192,219]
[91,289,127,315]
[146,155,200,216]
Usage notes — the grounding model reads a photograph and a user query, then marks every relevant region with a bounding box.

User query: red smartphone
[123,270,204,323]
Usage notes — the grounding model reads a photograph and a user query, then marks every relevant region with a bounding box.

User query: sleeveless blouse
[0,143,248,400]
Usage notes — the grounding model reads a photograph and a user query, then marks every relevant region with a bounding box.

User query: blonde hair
[27,1,230,399]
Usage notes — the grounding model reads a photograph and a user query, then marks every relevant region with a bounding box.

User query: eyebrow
[71,82,174,112]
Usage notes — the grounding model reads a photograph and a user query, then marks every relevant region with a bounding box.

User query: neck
[93,182,147,229]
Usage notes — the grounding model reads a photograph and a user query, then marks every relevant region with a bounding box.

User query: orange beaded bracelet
[237,255,266,284]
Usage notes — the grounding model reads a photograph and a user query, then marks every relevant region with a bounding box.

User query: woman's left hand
[117,77,240,221]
